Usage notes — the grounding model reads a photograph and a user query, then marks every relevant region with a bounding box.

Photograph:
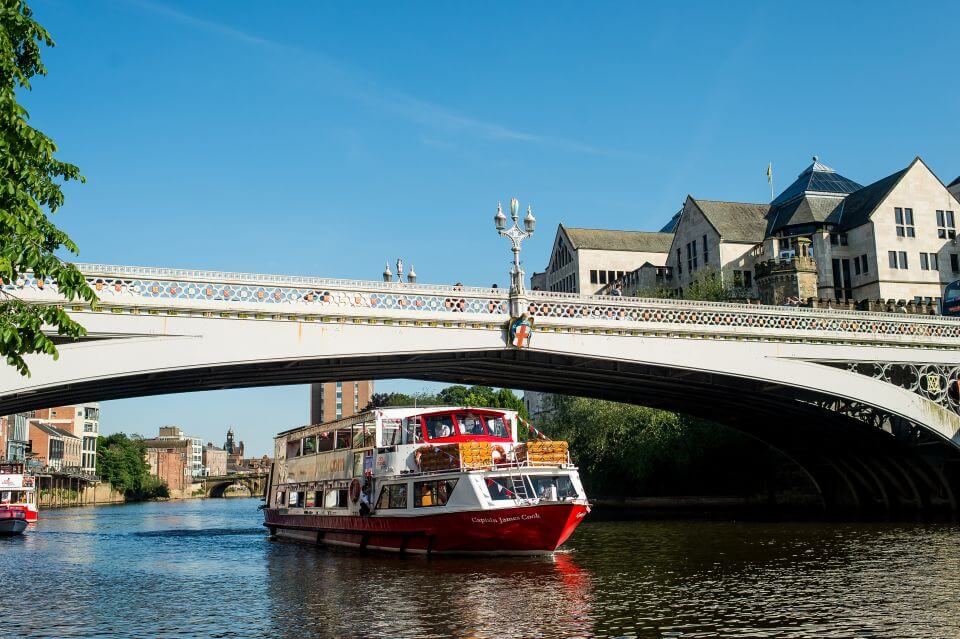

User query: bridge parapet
[8,263,960,349]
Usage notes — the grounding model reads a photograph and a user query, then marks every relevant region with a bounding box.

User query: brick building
[33,404,100,474]
[28,421,82,471]
[203,443,227,477]
[145,445,189,493]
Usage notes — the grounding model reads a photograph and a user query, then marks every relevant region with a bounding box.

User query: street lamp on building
[494,197,536,298]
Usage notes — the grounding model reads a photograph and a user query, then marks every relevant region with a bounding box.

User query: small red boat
[264,407,589,555]
[0,506,27,536]
[0,462,38,525]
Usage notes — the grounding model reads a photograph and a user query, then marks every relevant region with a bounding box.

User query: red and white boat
[0,462,38,533]
[264,407,589,554]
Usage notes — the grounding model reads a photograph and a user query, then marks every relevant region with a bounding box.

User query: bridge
[4,263,960,515]
[200,473,267,498]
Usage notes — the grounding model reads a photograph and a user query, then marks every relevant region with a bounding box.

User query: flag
[766,162,773,184]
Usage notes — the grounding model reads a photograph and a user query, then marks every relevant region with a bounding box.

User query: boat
[0,506,27,536]
[263,407,589,555]
[0,462,38,532]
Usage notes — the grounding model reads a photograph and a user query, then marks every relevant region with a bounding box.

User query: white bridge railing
[5,262,960,345]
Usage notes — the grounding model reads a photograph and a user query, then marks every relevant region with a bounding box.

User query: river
[1,498,958,638]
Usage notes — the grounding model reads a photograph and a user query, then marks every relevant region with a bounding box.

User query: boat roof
[274,406,518,440]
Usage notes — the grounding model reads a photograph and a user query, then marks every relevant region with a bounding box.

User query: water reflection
[264,543,595,639]
[0,500,958,638]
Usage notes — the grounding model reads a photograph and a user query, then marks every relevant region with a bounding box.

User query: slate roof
[562,226,674,253]
[690,198,769,243]
[765,195,843,235]
[659,210,681,233]
[770,157,862,207]
[949,175,960,189]
[834,166,909,232]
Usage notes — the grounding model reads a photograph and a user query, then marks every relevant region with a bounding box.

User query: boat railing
[405,454,574,479]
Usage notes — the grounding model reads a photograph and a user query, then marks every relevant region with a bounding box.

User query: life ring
[349,478,362,503]
[492,445,507,465]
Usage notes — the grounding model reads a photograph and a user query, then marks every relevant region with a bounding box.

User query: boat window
[335,429,352,449]
[276,491,286,506]
[302,436,317,455]
[318,432,334,452]
[305,491,317,508]
[289,491,303,507]
[403,417,423,444]
[414,479,458,508]
[424,414,455,440]
[528,475,578,500]
[381,419,401,446]
[353,423,374,449]
[485,416,510,439]
[324,487,349,509]
[376,483,408,510]
[286,439,301,458]
[456,413,487,436]
[485,477,518,501]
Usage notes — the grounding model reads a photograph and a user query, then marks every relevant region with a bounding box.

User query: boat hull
[264,502,588,555]
[0,517,27,536]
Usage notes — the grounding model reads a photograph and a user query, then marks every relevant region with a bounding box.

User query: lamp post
[494,197,536,315]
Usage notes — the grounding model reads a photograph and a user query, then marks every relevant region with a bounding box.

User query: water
[1,499,958,638]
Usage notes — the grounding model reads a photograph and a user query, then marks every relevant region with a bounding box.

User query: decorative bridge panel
[820,361,960,418]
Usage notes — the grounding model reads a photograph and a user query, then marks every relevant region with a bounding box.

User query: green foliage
[634,267,747,302]
[96,433,168,500]
[365,385,528,419]
[540,395,782,497]
[0,1,96,376]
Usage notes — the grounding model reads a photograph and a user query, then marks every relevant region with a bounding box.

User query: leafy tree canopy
[0,1,95,375]
[365,385,528,419]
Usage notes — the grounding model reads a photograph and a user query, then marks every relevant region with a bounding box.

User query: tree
[0,1,96,376]
[634,266,742,302]
[96,433,168,500]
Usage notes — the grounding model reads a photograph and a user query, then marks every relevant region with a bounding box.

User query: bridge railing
[7,263,960,344]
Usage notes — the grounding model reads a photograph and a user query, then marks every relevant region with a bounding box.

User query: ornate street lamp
[382,259,416,283]
[494,197,536,299]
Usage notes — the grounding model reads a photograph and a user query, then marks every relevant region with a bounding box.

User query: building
[309,380,375,424]
[223,428,245,471]
[32,404,100,474]
[531,225,674,295]
[2,413,30,461]
[28,421,82,471]
[155,425,204,478]
[667,156,960,308]
[144,442,189,493]
[202,443,227,477]
[949,176,960,202]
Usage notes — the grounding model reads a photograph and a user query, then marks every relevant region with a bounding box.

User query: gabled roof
[771,157,863,206]
[689,198,769,243]
[949,175,960,189]
[561,225,674,253]
[834,165,910,231]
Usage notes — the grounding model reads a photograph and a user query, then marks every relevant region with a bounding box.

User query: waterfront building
[666,156,960,308]
[155,425,204,478]
[28,421,82,471]
[32,404,99,474]
[144,443,189,493]
[310,380,374,423]
[202,443,227,477]
[530,225,674,295]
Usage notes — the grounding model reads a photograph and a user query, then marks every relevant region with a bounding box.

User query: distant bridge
[201,473,268,499]
[4,263,960,515]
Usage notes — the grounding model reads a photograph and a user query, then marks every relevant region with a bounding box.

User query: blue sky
[24,0,960,455]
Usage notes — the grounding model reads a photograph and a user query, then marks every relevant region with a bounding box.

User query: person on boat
[359,472,373,517]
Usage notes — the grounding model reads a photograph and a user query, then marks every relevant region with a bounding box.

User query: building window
[702,235,709,263]
[898,251,908,269]
[676,248,682,274]
[829,233,848,246]
[686,241,698,272]
[895,207,915,237]
[953,253,960,273]
[861,255,868,273]
[590,270,598,284]
[920,252,939,271]
[733,271,743,288]
[744,271,752,289]
[937,210,956,239]
[854,257,861,275]
[598,270,607,284]
[888,251,897,269]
